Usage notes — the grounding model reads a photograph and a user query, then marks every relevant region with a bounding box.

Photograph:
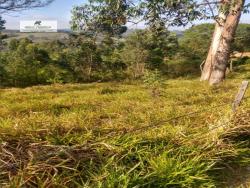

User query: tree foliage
[0,0,54,13]
[71,0,131,36]
[180,23,250,60]
[233,23,250,52]
[71,0,223,36]
[0,16,6,50]
[179,24,215,59]
[0,16,5,31]
[121,28,178,77]
[1,38,72,86]
[0,26,180,87]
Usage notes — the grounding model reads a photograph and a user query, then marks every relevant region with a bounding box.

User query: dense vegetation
[180,23,250,59]
[0,23,250,87]
[0,29,178,87]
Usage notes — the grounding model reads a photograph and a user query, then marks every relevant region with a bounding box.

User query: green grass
[0,65,250,187]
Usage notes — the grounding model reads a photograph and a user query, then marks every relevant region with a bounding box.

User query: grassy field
[0,65,249,187]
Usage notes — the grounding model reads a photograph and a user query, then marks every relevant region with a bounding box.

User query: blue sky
[2,0,250,30]
[2,0,85,29]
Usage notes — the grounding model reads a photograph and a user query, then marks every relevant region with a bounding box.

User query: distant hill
[2,29,70,43]
[2,28,184,43]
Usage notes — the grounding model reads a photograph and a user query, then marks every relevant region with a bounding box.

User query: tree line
[0,28,177,87]
[0,23,249,87]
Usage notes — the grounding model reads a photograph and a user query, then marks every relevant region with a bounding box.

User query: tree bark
[200,12,226,81]
[201,0,245,85]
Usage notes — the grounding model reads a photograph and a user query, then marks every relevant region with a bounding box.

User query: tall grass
[0,67,249,187]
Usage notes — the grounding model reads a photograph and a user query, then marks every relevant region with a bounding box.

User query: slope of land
[0,64,249,187]
[2,30,69,42]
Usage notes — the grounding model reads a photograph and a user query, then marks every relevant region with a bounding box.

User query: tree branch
[0,0,54,14]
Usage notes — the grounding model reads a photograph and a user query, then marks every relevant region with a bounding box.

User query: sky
[1,0,250,30]
[2,0,85,29]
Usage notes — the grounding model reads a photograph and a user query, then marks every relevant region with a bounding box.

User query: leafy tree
[0,16,6,83]
[2,38,73,86]
[0,16,5,31]
[233,24,250,52]
[180,23,250,60]
[4,39,42,86]
[0,51,7,84]
[120,32,149,78]
[120,29,178,78]
[0,0,54,13]
[9,39,20,51]
[0,16,6,50]
[97,35,127,80]
[179,24,214,59]
[65,35,101,82]
[71,0,130,36]
[145,28,178,69]
[72,0,249,84]
[71,0,208,35]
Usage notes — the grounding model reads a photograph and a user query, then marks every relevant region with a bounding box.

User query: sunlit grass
[0,65,249,187]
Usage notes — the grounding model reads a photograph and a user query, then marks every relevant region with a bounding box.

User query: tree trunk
[201,0,245,85]
[200,12,226,81]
